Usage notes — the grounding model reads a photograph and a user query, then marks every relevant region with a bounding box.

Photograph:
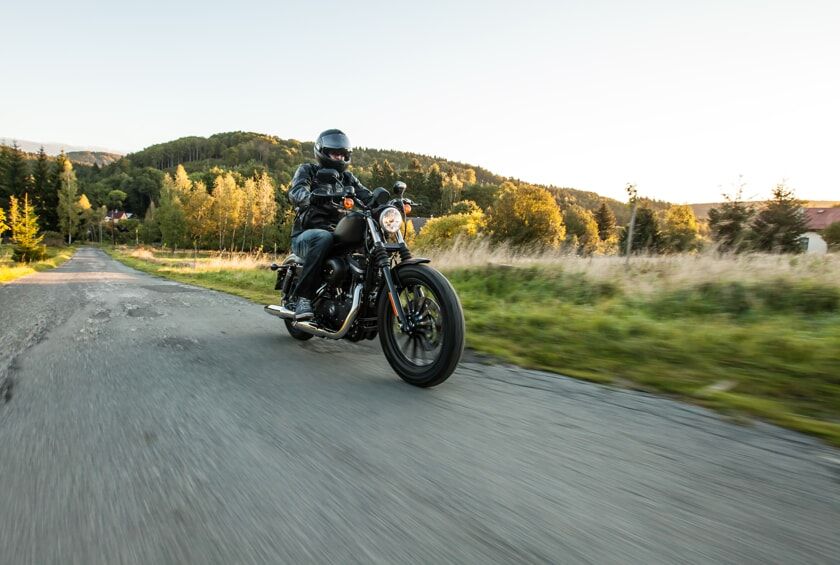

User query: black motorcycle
[265,170,465,387]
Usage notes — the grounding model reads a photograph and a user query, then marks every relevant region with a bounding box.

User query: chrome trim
[290,284,364,339]
[264,304,295,319]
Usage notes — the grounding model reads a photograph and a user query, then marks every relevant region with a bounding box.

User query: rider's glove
[309,191,332,208]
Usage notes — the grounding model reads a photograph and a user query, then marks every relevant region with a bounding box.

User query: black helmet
[314,129,352,172]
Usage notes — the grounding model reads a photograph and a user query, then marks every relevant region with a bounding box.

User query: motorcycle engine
[314,292,353,331]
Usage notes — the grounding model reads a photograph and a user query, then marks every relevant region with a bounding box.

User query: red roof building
[804,208,840,230]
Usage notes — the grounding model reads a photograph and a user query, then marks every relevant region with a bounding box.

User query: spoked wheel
[378,265,465,387]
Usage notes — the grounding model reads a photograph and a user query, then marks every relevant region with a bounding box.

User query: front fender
[394,257,431,270]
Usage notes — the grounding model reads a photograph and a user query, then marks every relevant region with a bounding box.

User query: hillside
[66,151,122,167]
[119,131,638,221]
[1,138,122,168]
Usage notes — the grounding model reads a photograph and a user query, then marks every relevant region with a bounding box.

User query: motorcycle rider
[287,129,372,320]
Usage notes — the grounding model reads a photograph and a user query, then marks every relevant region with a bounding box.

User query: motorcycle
[265,169,465,387]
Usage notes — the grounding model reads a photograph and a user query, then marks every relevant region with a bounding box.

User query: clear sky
[1,0,838,203]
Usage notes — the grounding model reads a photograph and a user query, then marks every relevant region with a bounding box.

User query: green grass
[0,245,76,283]
[108,247,840,446]
[447,265,840,446]
[106,247,278,304]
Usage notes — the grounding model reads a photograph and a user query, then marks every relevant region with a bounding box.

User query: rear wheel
[378,265,465,387]
[284,318,313,341]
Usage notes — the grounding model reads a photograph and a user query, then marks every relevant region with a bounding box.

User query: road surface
[1,248,838,564]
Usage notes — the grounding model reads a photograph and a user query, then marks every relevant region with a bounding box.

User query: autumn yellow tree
[488,182,565,247]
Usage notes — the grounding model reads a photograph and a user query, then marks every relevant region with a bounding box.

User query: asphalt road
[1,248,838,564]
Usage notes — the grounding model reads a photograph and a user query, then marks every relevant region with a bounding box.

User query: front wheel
[378,265,465,387]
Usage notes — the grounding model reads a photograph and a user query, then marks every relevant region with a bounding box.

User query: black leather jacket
[287,163,372,238]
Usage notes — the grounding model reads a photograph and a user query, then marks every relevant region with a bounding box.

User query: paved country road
[1,248,838,564]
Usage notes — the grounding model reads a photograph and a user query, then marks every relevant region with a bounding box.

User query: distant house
[802,208,840,254]
[106,210,134,223]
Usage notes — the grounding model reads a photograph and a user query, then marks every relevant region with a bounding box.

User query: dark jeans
[291,229,334,299]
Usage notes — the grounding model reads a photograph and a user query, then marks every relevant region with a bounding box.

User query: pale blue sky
[2,0,838,202]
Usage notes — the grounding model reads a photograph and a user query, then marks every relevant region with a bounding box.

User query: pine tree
[750,183,809,253]
[619,206,661,254]
[31,146,54,229]
[708,186,755,253]
[57,160,81,244]
[594,201,616,241]
[11,194,46,263]
[47,151,71,231]
[2,142,29,206]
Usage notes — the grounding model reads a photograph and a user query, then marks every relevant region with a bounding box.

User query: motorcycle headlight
[379,206,403,234]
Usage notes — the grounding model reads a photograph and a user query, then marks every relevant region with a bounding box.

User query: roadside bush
[415,210,486,249]
[488,182,565,248]
[12,243,47,263]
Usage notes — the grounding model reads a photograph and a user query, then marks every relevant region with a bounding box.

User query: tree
[750,183,809,253]
[1,142,29,207]
[462,183,501,212]
[57,160,81,244]
[619,206,661,254]
[140,201,161,244]
[107,189,127,210]
[157,174,187,248]
[31,147,53,227]
[488,182,565,247]
[594,201,616,241]
[0,206,8,239]
[660,204,700,253]
[77,194,95,241]
[46,151,71,230]
[563,204,600,255]
[11,194,46,263]
[624,183,639,257]
[822,221,840,250]
[707,185,755,253]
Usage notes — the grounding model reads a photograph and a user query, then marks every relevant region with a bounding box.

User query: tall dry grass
[425,239,840,296]
[126,246,271,272]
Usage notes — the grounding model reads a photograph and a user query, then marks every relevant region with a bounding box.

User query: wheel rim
[390,283,444,367]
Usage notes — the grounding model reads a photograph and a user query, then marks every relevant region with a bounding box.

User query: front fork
[366,217,413,332]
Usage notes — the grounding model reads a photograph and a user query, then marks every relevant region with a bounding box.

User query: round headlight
[379,206,404,234]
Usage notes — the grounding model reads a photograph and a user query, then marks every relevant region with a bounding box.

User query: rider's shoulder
[292,162,319,181]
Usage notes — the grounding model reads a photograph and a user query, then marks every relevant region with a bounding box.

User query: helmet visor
[318,132,351,152]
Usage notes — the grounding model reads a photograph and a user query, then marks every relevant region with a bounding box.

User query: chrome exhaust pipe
[264,304,296,319]
[265,284,365,340]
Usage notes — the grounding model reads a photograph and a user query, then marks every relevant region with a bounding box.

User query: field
[107,244,840,446]
[0,245,76,283]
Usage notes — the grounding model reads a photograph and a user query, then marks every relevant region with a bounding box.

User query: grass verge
[107,246,840,446]
[106,246,278,304]
[0,245,76,283]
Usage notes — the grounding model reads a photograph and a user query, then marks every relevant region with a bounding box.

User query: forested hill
[119,131,643,221]
[66,151,122,168]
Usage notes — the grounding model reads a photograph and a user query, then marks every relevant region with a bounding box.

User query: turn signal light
[403,203,412,215]
[343,197,354,210]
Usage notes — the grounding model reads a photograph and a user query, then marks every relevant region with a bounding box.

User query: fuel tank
[333,211,366,246]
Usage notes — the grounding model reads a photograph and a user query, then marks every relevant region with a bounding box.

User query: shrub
[488,182,565,248]
[415,210,486,249]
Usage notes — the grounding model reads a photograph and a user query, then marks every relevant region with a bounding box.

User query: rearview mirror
[393,181,407,196]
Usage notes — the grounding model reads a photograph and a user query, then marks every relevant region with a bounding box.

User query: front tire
[378,265,465,387]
